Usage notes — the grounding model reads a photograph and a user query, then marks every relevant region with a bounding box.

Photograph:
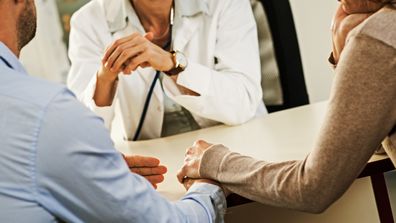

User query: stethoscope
[128,7,175,141]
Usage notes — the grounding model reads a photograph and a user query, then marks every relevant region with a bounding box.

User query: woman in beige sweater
[178,0,396,213]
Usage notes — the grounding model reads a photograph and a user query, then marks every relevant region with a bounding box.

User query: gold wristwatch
[165,50,188,76]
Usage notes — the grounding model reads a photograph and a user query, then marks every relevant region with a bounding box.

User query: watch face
[175,51,188,69]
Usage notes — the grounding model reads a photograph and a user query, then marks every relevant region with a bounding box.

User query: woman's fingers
[112,44,145,72]
[123,52,150,74]
[102,33,139,63]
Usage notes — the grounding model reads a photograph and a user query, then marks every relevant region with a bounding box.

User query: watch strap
[165,50,185,76]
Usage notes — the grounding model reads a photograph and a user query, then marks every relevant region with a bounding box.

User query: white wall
[290,0,338,102]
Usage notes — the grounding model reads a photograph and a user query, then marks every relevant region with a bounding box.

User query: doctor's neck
[131,0,173,27]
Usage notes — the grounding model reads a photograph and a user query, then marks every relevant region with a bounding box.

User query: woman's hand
[331,5,372,64]
[123,154,168,189]
[102,32,174,75]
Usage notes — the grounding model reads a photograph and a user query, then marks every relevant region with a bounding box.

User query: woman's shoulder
[350,6,396,50]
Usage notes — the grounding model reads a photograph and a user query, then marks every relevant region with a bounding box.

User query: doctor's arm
[35,89,226,223]
[67,12,116,128]
[163,0,263,125]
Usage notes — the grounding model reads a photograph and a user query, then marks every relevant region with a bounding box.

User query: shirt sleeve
[67,11,116,129]
[34,88,226,223]
[162,0,265,125]
[199,35,396,213]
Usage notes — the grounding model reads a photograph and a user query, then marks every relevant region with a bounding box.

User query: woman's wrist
[94,69,119,107]
[97,65,119,84]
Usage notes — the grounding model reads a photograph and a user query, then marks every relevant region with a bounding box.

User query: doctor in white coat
[67,0,266,140]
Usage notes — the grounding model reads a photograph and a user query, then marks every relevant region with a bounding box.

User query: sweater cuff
[199,144,231,180]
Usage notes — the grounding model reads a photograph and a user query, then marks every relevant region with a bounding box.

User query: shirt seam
[29,89,67,204]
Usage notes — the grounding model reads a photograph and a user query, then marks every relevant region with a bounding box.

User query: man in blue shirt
[0,1,226,222]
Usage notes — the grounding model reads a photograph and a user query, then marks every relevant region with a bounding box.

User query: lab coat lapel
[172,0,208,51]
[172,15,203,52]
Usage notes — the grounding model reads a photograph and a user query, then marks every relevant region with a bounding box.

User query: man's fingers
[144,175,165,184]
[124,155,160,167]
[130,165,167,176]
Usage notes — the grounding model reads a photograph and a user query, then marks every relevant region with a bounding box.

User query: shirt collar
[99,0,209,33]
[0,42,27,74]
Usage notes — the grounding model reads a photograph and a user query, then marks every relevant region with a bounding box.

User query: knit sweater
[199,6,396,213]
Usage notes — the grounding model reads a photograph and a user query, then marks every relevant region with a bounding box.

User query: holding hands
[177,140,213,183]
[177,140,229,195]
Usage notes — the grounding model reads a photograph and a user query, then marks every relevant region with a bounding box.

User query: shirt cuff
[199,144,231,180]
[184,182,227,222]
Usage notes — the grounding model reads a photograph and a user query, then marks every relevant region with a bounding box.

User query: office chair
[253,0,310,113]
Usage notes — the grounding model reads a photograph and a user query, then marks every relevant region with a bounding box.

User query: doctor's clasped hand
[94,32,176,107]
[102,32,174,75]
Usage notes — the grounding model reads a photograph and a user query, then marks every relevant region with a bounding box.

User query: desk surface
[113,101,390,201]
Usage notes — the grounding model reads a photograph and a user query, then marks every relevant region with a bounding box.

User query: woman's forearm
[200,35,396,213]
[93,67,119,107]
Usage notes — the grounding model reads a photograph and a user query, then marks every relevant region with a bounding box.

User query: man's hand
[123,155,167,189]
[102,32,174,75]
[176,140,213,183]
[331,5,371,64]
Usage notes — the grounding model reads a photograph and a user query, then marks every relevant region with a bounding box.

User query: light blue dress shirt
[0,42,226,223]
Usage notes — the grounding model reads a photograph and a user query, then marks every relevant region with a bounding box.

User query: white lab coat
[20,0,70,83]
[67,0,266,140]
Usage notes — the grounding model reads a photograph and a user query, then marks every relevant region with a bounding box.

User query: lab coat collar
[99,0,209,33]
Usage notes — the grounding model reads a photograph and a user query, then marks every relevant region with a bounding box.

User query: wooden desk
[113,101,394,222]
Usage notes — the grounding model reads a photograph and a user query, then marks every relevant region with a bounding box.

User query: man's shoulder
[0,68,73,109]
[350,7,396,50]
